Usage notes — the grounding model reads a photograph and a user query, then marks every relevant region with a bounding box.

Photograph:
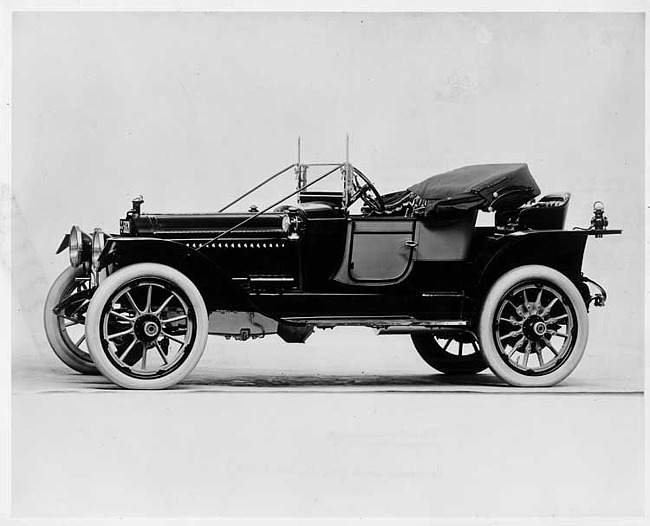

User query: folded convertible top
[407,163,540,217]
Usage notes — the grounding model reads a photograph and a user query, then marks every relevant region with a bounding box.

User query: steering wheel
[349,167,385,213]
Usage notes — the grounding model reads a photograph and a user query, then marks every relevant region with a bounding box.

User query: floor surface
[11,329,645,518]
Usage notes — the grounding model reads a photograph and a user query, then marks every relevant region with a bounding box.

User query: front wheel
[43,267,98,374]
[478,265,589,387]
[85,263,208,389]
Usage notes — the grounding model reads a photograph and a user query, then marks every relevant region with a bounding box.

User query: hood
[131,212,287,239]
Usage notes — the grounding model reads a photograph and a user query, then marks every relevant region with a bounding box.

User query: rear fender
[98,237,255,312]
[475,231,589,297]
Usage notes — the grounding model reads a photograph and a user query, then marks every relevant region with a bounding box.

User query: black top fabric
[407,163,540,216]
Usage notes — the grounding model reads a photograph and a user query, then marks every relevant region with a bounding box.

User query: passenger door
[333,218,417,285]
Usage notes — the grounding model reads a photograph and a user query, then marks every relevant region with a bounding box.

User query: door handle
[404,240,418,248]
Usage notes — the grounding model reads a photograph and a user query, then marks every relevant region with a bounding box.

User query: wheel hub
[134,314,162,342]
[522,315,546,341]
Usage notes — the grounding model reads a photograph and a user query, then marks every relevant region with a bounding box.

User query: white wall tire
[43,266,98,375]
[478,265,589,387]
[85,263,208,389]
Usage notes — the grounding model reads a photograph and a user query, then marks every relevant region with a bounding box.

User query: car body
[44,152,620,389]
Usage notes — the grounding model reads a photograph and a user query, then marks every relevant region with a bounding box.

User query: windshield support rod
[196,163,344,251]
[218,164,296,213]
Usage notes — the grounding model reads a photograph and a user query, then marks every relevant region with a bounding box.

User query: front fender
[98,237,255,313]
[56,234,70,254]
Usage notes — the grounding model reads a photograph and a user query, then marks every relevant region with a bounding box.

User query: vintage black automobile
[44,148,620,389]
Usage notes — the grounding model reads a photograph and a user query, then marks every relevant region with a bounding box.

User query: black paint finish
[95,191,620,331]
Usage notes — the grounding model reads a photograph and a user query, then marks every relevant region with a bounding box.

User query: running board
[376,327,438,335]
[375,326,472,335]
[282,316,469,330]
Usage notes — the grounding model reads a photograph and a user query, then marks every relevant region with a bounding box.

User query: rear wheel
[411,332,487,374]
[478,265,588,387]
[43,267,98,374]
[85,263,208,389]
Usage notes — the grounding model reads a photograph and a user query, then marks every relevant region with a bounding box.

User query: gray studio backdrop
[12,12,644,387]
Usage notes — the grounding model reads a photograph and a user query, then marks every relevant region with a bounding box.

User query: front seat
[362,190,420,216]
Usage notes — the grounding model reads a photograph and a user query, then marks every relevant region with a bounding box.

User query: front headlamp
[69,226,83,267]
[92,228,106,269]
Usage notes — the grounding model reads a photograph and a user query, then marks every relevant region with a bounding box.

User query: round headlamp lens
[92,228,105,269]
[593,201,604,212]
[69,226,82,267]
